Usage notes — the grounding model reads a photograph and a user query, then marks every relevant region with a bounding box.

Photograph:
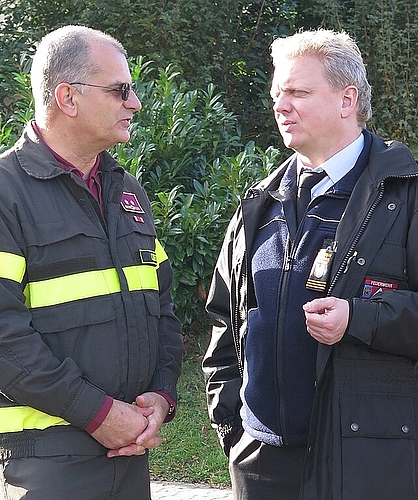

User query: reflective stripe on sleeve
[0,252,26,283]
[24,268,121,308]
[0,406,69,433]
[20,242,167,308]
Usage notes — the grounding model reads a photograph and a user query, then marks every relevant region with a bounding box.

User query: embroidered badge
[361,278,398,300]
[121,192,145,214]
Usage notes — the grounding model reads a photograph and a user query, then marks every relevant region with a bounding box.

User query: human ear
[54,83,78,118]
[341,86,358,118]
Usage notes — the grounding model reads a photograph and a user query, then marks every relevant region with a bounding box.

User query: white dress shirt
[297,133,365,199]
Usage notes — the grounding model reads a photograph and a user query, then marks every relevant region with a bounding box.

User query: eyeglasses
[69,82,136,101]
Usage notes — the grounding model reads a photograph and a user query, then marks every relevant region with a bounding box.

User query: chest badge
[306,239,336,292]
[121,192,145,214]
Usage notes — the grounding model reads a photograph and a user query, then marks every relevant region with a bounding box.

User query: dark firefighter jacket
[203,131,418,499]
[0,124,183,457]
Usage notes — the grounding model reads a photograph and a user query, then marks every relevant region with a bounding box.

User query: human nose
[125,90,142,111]
[272,92,289,114]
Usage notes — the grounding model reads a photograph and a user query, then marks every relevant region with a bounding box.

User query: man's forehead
[89,42,130,79]
[272,56,325,85]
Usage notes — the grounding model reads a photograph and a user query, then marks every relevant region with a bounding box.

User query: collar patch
[121,192,145,214]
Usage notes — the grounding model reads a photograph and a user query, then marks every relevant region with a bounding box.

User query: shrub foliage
[117,58,282,326]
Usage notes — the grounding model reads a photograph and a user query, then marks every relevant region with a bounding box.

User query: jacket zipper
[276,235,297,443]
[327,180,384,294]
[234,300,244,378]
[234,251,247,379]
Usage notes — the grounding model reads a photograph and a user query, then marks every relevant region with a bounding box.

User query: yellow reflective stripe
[0,252,26,283]
[155,239,168,264]
[25,268,121,308]
[123,265,158,291]
[0,406,69,433]
[24,260,164,308]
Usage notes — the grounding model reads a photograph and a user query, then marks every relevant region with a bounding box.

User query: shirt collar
[296,133,365,196]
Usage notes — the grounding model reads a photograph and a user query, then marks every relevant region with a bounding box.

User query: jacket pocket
[31,297,124,396]
[340,391,417,500]
[371,242,407,279]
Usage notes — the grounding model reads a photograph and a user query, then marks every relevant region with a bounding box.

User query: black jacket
[0,124,183,455]
[203,132,418,499]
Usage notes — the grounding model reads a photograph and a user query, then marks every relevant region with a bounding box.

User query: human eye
[291,89,309,97]
[108,83,134,101]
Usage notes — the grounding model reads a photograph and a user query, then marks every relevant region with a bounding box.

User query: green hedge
[117,58,283,327]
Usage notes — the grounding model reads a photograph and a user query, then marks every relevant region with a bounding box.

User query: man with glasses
[0,25,183,499]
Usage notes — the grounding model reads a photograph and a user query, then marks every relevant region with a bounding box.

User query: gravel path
[151,480,233,499]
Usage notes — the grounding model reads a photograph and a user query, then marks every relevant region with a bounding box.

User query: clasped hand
[92,392,170,458]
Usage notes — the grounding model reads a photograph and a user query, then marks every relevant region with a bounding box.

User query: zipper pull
[343,251,358,273]
[284,238,294,271]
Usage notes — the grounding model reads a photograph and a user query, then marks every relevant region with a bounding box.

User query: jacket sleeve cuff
[154,391,176,422]
[84,396,113,434]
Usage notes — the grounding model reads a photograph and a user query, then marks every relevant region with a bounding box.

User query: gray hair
[271,29,372,127]
[30,25,127,121]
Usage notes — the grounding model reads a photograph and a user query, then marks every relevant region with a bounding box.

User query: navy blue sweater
[241,136,371,446]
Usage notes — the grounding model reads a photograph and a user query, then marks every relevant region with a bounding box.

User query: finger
[107,444,147,458]
[136,435,163,450]
[133,405,154,418]
[135,427,159,444]
[135,393,153,407]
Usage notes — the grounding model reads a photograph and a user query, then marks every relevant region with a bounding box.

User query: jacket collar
[364,130,418,184]
[14,122,124,180]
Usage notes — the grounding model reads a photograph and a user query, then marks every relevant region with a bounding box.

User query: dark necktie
[297,169,327,224]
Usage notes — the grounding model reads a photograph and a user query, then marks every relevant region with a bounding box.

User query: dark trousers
[1,453,150,500]
[229,429,306,500]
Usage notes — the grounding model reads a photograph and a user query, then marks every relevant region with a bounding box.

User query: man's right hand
[91,399,152,451]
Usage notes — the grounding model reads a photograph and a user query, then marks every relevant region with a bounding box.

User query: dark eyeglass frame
[69,82,136,101]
